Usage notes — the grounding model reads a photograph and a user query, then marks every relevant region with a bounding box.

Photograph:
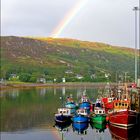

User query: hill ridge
[0,36,136,82]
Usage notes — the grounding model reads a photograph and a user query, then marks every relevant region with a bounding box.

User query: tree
[19,73,31,82]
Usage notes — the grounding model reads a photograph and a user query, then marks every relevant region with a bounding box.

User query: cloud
[1,0,139,48]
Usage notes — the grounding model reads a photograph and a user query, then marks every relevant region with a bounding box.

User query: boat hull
[55,115,71,123]
[72,122,89,134]
[72,115,89,123]
[91,115,106,124]
[109,110,137,129]
[55,121,71,131]
[109,123,138,140]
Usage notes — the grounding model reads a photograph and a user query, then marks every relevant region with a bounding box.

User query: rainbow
[51,0,89,38]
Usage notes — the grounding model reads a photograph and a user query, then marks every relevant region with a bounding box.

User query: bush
[19,73,31,82]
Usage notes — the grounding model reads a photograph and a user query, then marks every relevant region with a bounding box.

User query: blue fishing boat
[55,108,73,124]
[72,122,89,134]
[79,95,90,111]
[72,109,89,123]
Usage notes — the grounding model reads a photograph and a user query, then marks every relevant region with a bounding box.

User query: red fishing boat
[102,97,114,109]
[109,100,137,129]
[102,97,114,114]
[108,123,138,140]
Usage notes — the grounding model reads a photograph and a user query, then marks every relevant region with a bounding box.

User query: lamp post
[133,7,139,84]
[138,0,140,87]
[138,0,140,82]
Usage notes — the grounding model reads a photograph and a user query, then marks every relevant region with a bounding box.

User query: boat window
[115,103,118,106]
[119,103,121,106]
[99,111,102,113]
[60,111,62,113]
[125,104,127,106]
[122,103,124,106]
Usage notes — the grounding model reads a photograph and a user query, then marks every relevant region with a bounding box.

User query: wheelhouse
[77,109,88,116]
[113,100,130,110]
[57,108,72,116]
[94,109,105,115]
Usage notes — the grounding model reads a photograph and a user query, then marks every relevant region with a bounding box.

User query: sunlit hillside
[0,36,137,82]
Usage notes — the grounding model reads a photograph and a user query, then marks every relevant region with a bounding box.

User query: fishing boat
[91,108,106,124]
[79,95,90,111]
[109,99,137,129]
[107,83,138,130]
[95,98,102,108]
[65,96,77,114]
[65,96,76,109]
[55,108,73,124]
[102,97,114,111]
[90,122,107,133]
[72,109,89,123]
[90,98,106,124]
[108,123,138,140]
[72,122,89,135]
[55,121,71,132]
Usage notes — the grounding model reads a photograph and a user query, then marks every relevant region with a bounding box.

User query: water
[0,86,140,140]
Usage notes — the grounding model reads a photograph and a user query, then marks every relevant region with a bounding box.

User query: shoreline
[0,82,126,91]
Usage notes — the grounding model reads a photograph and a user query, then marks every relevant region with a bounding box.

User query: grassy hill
[0,36,136,82]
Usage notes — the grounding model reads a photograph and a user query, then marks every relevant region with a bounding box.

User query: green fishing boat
[91,107,106,124]
[91,114,106,124]
[91,122,106,129]
[90,121,107,133]
[94,122,106,130]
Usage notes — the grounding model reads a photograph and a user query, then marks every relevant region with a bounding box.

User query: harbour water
[0,86,140,140]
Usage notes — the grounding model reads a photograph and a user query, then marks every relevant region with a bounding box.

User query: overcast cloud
[1,0,139,48]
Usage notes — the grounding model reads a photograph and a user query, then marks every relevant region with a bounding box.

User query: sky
[1,0,139,48]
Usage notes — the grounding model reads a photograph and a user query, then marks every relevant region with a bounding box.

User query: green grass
[0,36,138,82]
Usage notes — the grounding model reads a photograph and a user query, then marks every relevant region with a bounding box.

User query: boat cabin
[81,96,89,103]
[102,97,114,104]
[108,97,114,103]
[95,99,102,107]
[94,108,105,115]
[57,108,72,116]
[113,100,130,111]
[77,109,88,116]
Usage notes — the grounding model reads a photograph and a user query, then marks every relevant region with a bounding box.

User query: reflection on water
[39,88,47,96]
[0,87,140,140]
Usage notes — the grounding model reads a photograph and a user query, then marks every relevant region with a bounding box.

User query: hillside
[0,36,136,82]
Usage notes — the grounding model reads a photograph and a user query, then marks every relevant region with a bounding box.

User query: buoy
[106,116,109,122]
[90,104,93,112]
